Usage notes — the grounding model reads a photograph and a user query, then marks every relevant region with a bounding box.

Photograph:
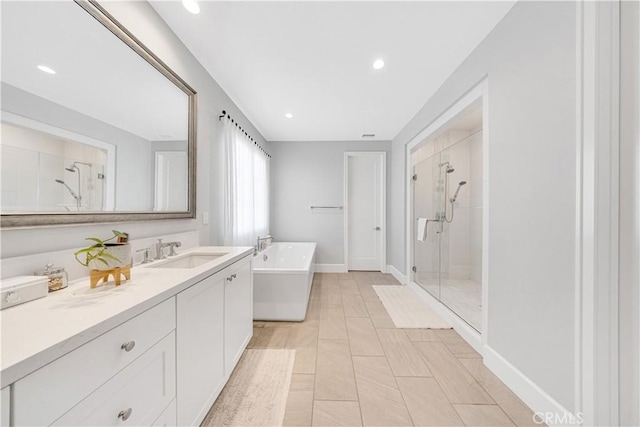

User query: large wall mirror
[0,0,197,227]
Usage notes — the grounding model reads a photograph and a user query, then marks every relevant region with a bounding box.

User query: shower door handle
[374,227,381,230]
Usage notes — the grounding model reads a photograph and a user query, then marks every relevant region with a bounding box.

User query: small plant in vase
[75,230,132,288]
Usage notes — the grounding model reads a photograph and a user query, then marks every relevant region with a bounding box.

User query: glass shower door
[439,137,482,331]
[413,153,442,299]
[412,133,483,332]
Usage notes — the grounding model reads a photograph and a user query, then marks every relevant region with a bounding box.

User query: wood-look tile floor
[246,272,539,427]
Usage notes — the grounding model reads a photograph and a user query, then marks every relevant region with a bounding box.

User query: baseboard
[483,346,578,426]
[407,281,577,426]
[314,264,347,273]
[386,264,408,284]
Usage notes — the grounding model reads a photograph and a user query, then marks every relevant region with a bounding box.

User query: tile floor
[244,272,539,426]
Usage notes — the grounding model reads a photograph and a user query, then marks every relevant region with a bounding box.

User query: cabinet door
[224,258,253,377]
[152,399,176,427]
[1,386,9,427]
[176,274,225,426]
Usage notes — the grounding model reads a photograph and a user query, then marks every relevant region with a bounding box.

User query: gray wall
[619,1,639,424]
[270,140,390,266]
[0,1,267,258]
[390,1,577,411]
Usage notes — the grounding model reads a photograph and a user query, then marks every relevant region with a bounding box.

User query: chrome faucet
[155,239,167,260]
[166,241,182,257]
[136,247,153,264]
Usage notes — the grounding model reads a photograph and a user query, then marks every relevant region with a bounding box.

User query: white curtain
[222,118,270,246]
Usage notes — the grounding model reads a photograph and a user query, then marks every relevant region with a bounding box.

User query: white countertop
[0,246,253,388]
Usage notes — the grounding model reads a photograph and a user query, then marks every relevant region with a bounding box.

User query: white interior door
[154,151,188,211]
[346,152,385,271]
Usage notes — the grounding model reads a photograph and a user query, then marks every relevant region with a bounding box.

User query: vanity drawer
[152,398,177,427]
[52,331,176,426]
[13,297,175,426]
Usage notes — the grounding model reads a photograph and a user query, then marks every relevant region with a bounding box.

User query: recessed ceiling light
[372,59,385,70]
[285,113,293,119]
[182,0,200,14]
[37,65,56,75]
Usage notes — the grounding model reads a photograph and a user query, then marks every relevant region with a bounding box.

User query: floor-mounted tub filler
[253,242,316,321]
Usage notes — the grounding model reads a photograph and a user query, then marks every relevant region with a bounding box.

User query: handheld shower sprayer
[55,179,79,200]
[450,181,467,203]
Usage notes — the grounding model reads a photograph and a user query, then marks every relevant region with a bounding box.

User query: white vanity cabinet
[52,332,176,426]
[176,255,252,426]
[12,298,176,426]
[224,257,253,376]
[176,270,225,426]
[2,247,254,427]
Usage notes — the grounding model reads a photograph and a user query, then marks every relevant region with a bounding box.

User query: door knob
[374,227,381,230]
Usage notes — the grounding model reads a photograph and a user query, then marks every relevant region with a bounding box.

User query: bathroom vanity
[0,246,253,427]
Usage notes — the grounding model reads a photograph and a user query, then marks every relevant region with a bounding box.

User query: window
[222,118,270,246]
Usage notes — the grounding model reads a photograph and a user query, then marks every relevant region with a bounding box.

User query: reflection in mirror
[1,0,196,226]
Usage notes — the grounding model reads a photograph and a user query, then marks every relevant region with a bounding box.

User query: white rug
[202,349,295,426]
[373,285,452,329]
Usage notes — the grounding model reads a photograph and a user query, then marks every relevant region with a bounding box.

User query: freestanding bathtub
[253,242,316,321]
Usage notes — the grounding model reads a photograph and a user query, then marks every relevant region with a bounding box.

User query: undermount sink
[149,253,226,269]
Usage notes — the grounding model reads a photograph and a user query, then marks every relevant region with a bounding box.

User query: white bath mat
[373,285,452,329]
[202,349,295,426]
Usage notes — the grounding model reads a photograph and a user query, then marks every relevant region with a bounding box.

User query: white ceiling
[151,1,515,142]
[1,1,188,142]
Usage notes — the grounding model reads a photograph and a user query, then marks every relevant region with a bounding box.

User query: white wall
[270,140,390,267]
[0,1,267,260]
[390,1,577,411]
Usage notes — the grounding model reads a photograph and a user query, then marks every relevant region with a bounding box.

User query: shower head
[450,181,467,203]
[439,162,455,173]
[55,179,79,200]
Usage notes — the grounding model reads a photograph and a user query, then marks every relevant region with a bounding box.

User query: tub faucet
[256,236,273,253]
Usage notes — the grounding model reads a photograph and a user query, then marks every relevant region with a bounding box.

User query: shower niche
[410,98,484,332]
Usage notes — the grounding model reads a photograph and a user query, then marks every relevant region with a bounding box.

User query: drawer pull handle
[121,341,136,352]
[118,408,133,421]
[226,274,237,282]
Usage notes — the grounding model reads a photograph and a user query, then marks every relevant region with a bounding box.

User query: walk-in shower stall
[411,108,483,331]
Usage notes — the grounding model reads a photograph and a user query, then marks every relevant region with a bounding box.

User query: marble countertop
[0,246,253,388]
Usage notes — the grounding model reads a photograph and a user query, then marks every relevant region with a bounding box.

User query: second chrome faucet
[155,239,182,260]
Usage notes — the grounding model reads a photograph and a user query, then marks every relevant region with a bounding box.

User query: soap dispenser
[34,263,68,292]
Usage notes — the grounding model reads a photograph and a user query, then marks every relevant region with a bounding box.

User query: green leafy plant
[74,230,128,268]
